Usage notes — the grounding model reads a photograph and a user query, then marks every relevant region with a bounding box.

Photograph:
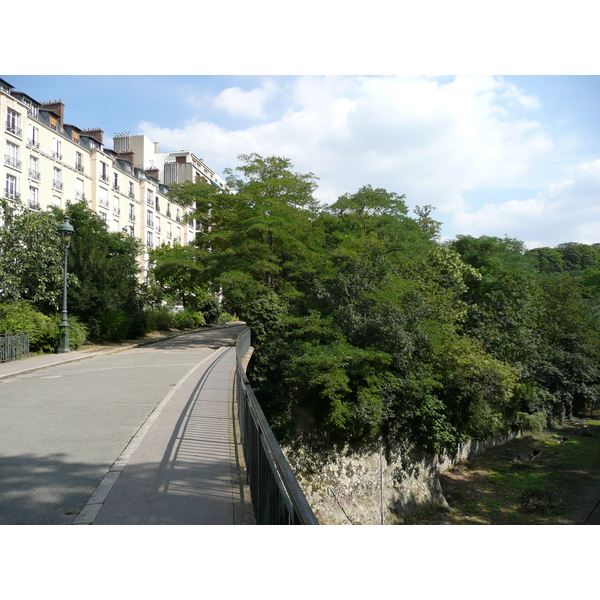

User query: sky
[5,73,599,249]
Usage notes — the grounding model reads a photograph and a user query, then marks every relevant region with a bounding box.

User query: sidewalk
[84,345,254,525]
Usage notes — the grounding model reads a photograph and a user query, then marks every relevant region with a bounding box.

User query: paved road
[0,325,247,525]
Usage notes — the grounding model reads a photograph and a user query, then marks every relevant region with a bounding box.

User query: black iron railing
[1,332,29,363]
[235,328,319,525]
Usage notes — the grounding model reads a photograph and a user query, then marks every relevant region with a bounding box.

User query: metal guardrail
[235,327,319,525]
[1,332,30,363]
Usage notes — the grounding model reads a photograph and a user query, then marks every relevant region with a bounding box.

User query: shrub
[99,310,132,342]
[144,306,175,331]
[173,308,206,329]
[0,301,56,353]
[219,312,237,323]
[199,297,221,325]
[514,411,548,433]
[0,301,88,353]
[51,314,88,350]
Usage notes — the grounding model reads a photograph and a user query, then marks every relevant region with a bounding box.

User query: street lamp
[58,216,75,353]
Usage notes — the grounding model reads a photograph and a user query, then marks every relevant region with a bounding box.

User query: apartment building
[1,77,226,276]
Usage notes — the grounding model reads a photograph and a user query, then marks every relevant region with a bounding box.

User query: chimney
[41,100,65,127]
[118,150,135,165]
[83,128,104,145]
[146,167,160,180]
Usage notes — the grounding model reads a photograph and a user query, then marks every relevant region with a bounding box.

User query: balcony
[76,164,85,174]
[27,139,40,150]
[28,169,41,181]
[5,155,21,170]
[100,175,109,183]
[52,152,63,161]
[113,207,121,216]
[99,197,109,208]
[128,214,136,223]
[52,180,63,191]
[113,184,120,192]
[5,123,22,138]
[4,188,18,200]
[28,200,41,211]
[128,191,135,200]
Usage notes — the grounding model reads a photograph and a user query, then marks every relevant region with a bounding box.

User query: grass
[399,417,600,525]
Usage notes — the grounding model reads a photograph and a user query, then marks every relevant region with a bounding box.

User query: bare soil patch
[402,416,600,525]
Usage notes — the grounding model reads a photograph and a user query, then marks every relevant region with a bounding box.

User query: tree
[57,201,145,338]
[0,198,64,313]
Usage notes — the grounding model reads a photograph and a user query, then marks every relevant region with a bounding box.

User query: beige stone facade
[1,77,226,277]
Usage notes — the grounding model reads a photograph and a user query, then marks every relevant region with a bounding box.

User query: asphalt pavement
[0,324,254,525]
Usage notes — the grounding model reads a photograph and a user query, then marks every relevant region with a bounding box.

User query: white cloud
[212,82,276,119]
[137,75,595,246]
[450,159,600,247]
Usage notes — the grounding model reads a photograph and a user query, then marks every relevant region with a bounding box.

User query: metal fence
[235,327,319,525]
[1,332,30,363]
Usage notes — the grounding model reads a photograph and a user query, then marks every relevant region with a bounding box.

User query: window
[52,138,62,160]
[99,187,109,208]
[113,197,120,215]
[53,167,62,191]
[75,178,84,199]
[113,172,119,191]
[52,195,61,207]
[129,204,135,222]
[5,141,20,170]
[75,152,83,173]
[146,231,154,248]
[29,156,40,181]
[5,173,18,199]
[28,125,39,148]
[28,186,39,210]
[100,161,108,182]
[146,210,154,228]
[146,190,153,206]
[6,109,21,137]
[129,181,135,199]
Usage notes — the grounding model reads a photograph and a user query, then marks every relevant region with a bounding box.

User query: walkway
[0,325,254,525]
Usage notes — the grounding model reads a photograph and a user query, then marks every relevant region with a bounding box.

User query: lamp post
[58,216,75,353]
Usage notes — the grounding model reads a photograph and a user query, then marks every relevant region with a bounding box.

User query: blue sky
[5,74,599,248]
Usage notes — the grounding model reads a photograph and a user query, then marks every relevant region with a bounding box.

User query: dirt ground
[402,417,600,525]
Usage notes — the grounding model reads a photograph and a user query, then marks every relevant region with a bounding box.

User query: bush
[0,301,56,353]
[144,306,175,331]
[99,310,132,342]
[51,314,88,350]
[199,297,221,325]
[219,312,237,323]
[0,301,88,353]
[514,411,548,433]
[173,308,206,329]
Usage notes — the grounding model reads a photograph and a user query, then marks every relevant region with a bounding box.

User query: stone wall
[283,431,521,525]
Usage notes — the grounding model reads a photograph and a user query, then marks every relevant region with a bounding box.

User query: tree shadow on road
[0,453,107,525]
